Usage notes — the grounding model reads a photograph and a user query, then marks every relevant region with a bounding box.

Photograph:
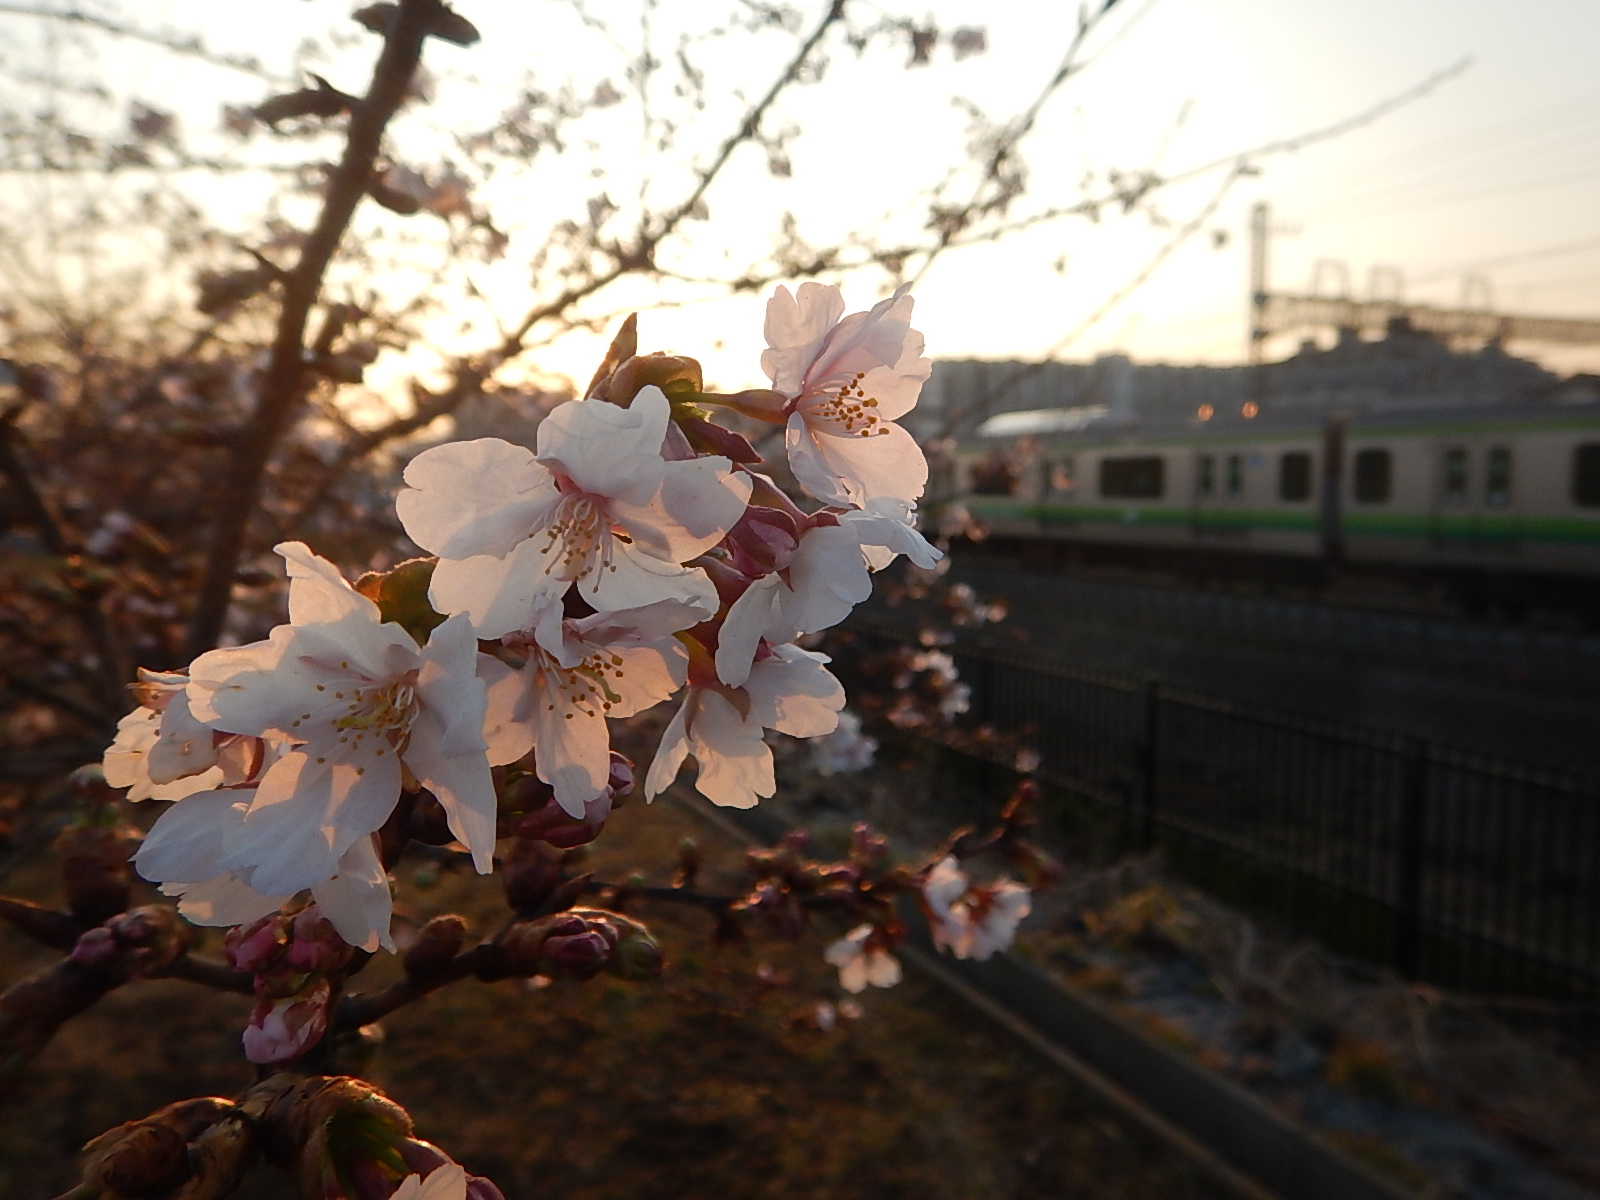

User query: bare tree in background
[0,0,1457,813]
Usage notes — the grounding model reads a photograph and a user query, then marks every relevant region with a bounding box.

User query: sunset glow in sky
[4,0,1599,395]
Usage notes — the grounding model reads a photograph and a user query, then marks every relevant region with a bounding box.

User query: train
[937,399,1600,614]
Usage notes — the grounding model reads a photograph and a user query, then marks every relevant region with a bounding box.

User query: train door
[1191,447,1242,537]
[1430,441,1520,552]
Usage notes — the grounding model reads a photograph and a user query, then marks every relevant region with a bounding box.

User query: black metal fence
[844,623,1600,998]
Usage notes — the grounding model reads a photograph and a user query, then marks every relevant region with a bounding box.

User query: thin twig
[0,3,293,82]
[498,0,848,357]
[934,162,1246,437]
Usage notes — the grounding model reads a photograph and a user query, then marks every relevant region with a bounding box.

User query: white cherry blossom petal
[579,540,721,615]
[536,390,668,507]
[105,708,225,801]
[788,414,928,509]
[684,689,775,809]
[644,693,693,800]
[407,711,497,872]
[761,282,846,395]
[161,875,288,928]
[228,747,404,896]
[479,653,536,766]
[843,499,942,571]
[145,689,220,785]
[716,576,783,688]
[278,541,378,627]
[134,789,249,883]
[311,835,394,953]
[610,456,753,562]
[746,646,844,738]
[399,438,559,560]
[428,540,551,639]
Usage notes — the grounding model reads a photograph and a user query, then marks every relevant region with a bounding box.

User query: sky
[4,0,1600,395]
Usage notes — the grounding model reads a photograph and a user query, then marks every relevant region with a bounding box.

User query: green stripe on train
[960,499,1600,544]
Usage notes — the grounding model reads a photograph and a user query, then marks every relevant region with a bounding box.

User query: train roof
[962,396,1600,452]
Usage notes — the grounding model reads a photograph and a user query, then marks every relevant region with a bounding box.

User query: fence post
[1137,678,1161,850]
[1394,737,1430,979]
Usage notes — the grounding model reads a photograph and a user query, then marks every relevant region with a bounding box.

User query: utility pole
[1248,201,1271,410]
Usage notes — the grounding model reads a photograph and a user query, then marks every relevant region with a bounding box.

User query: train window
[1099,455,1165,499]
[1575,444,1600,507]
[1442,448,1468,506]
[1278,452,1312,501]
[1352,448,1391,503]
[1485,447,1512,508]
[1225,454,1243,499]
[1047,457,1077,495]
[1196,454,1214,498]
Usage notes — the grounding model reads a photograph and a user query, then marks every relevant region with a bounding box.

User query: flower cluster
[103,283,941,955]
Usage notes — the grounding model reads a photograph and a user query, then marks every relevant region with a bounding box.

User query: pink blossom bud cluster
[492,908,662,982]
[102,282,941,957]
[226,904,352,1064]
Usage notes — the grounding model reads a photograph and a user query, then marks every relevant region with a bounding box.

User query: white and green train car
[950,403,1600,580]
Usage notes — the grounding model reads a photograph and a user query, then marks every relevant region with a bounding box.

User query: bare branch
[165,954,255,997]
[182,0,446,658]
[0,3,293,83]
[498,0,848,356]
[0,895,84,950]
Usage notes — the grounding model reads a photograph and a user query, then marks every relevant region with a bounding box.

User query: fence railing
[843,622,1600,997]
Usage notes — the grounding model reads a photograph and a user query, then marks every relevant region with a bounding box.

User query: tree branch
[0,4,292,82]
[0,895,84,950]
[498,0,847,357]
[182,0,444,659]
[165,954,255,997]
[335,943,491,1030]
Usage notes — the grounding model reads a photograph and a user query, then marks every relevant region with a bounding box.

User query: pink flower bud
[510,790,612,849]
[225,914,287,973]
[106,908,157,945]
[496,913,586,977]
[241,978,330,1064]
[397,1144,507,1200]
[69,926,119,968]
[285,904,354,973]
[723,504,800,576]
[541,931,612,978]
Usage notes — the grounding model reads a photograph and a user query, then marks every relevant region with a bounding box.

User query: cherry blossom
[644,643,844,808]
[242,977,331,1065]
[392,1165,469,1200]
[715,501,940,688]
[809,710,877,776]
[922,856,1031,961]
[762,283,931,508]
[480,597,697,817]
[178,542,499,903]
[103,669,258,802]
[823,924,902,993]
[397,387,751,636]
[135,786,398,951]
